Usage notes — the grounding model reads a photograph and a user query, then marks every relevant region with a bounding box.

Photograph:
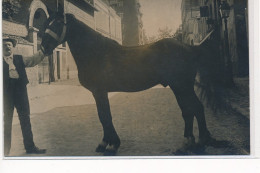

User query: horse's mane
[66,14,186,50]
[66,14,120,47]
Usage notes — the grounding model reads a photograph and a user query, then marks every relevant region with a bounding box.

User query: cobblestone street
[6,78,250,157]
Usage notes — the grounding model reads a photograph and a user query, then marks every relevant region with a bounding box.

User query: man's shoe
[26,146,46,154]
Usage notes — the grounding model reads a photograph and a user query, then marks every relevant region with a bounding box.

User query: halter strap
[59,25,67,43]
[45,23,67,44]
[45,29,60,41]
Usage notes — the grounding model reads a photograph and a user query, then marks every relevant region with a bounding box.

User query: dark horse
[40,11,229,155]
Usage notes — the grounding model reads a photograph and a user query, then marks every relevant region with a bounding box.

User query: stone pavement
[229,77,250,119]
[22,77,249,119]
[7,77,250,157]
[12,81,117,125]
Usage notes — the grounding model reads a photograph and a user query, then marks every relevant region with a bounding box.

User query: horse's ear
[57,3,64,16]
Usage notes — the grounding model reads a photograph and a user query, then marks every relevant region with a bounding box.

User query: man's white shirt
[3,50,45,79]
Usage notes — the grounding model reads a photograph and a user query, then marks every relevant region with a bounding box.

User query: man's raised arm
[22,49,46,67]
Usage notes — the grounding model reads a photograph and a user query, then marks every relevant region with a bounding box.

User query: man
[3,36,47,156]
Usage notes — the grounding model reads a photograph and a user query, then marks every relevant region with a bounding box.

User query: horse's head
[40,10,67,55]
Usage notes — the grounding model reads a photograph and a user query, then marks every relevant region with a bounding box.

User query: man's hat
[3,36,17,47]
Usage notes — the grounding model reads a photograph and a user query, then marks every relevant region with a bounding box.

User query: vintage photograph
[2,0,250,157]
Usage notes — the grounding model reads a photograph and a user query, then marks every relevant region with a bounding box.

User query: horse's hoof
[183,136,196,150]
[103,145,118,156]
[205,139,230,148]
[172,144,206,155]
[96,145,106,153]
[172,137,196,155]
[96,141,108,153]
[172,136,210,155]
[199,136,230,148]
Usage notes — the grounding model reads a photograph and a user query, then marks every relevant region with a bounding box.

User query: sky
[139,0,182,37]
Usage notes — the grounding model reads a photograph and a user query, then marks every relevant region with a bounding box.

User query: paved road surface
[7,84,250,157]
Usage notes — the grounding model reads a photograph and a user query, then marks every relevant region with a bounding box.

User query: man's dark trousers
[4,78,35,155]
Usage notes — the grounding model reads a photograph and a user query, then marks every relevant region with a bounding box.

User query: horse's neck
[65,15,119,69]
[66,16,97,64]
[67,17,91,45]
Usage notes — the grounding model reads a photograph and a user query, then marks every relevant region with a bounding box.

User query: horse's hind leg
[191,92,212,144]
[190,94,221,148]
[170,85,195,149]
[169,84,211,151]
[92,90,120,156]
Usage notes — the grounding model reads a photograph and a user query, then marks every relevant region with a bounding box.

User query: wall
[94,0,122,43]
[2,20,28,37]
[121,0,142,46]
[63,0,122,79]
[181,0,202,45]
[3,0,123,82]
[225,0,239,75]
[109,0,143,46]
[181,0,248,76]
[65,0,96,29]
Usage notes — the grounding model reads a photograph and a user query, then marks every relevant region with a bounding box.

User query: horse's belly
[107,78,160,92]
[77,66,163,92]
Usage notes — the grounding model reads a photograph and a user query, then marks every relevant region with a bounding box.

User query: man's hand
[23,49,45,67]
[40,45,48,56]
[40,45,53,56]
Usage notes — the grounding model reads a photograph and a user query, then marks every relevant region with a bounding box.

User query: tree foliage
[142,30,157,44]
[157,26,173,39]
[2,0,21,20]
[143,26,174,44]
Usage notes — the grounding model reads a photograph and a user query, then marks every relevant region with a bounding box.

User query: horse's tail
[194,31,233,112]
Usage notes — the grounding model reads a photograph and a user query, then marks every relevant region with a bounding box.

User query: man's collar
[3,54,13,59]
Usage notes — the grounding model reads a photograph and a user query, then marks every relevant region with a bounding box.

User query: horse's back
[101,38,197,90]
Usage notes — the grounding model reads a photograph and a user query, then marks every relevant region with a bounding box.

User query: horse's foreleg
[92,91,120,155]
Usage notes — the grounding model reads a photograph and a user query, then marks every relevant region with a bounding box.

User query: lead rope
[62,0,68,43]
[64,0,68,24]
[59,0,67,43]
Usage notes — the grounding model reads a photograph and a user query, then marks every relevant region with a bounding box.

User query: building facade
[181,0,249,76]
[64,0,123,78]
[173,24,183,42]
[2,0,122,85]
[108,0,144,46]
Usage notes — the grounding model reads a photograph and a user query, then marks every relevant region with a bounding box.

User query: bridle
[45,18,67,44]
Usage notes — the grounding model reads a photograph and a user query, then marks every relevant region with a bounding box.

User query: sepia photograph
[1,0,254,160]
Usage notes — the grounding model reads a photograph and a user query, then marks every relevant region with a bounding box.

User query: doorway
[57,51,61,80]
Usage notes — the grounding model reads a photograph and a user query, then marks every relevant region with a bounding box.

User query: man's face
[3,41,14,56]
